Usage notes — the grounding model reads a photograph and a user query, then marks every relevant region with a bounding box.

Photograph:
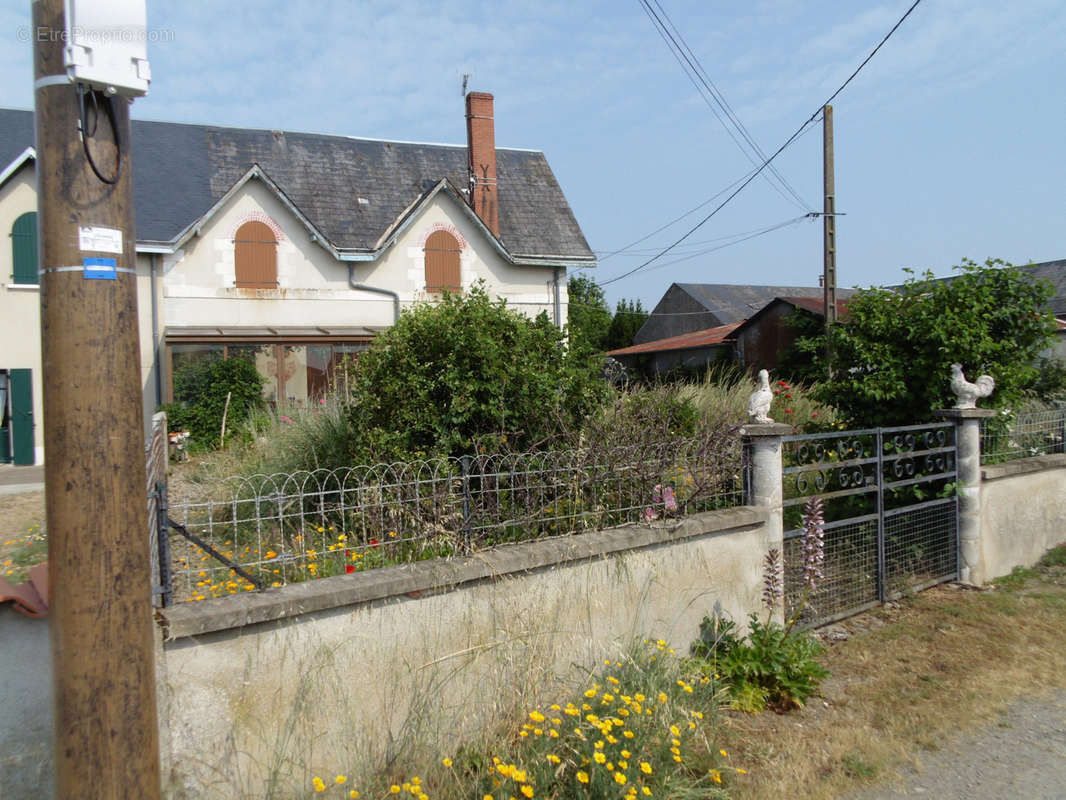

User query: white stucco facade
[0,166,45,464]
[0,161,572,464]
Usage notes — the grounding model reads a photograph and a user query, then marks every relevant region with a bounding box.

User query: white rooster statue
[748,369,774,423]
[950,363,994,409]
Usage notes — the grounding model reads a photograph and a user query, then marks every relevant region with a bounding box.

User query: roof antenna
[461,73,470,96]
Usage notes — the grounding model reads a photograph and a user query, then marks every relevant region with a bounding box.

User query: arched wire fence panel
[166,435,744,602]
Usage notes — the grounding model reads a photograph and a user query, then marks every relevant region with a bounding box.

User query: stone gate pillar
[740,422,792,622]
[936,408,995,584]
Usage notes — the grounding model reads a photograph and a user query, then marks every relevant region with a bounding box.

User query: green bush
[345,284,608,460]
[159,357,264,449]
[798,258,1057,426]
[691,613,828,712]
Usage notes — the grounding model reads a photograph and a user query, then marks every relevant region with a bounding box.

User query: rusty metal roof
[607,321,742,356]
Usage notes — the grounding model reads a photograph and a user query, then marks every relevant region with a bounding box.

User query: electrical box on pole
[62,0,151,97]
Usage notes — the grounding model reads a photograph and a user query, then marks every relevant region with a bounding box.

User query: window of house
[11,211,38,285]
[234,221,279,288]
[166,340,371,406]
[424,230,461,293]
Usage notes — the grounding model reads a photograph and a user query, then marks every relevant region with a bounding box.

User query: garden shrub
[159,357,264,449]
[797,258,1057,426]
[345,284,608,460]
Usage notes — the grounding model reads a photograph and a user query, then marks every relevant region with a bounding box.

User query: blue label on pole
[83,257,117,280]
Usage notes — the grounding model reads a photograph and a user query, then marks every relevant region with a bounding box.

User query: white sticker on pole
[78,226,123,254]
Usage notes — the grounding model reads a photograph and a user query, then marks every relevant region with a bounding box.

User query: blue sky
[1,1,1063,310]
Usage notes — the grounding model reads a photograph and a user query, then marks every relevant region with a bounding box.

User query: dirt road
[849,688,1066,799]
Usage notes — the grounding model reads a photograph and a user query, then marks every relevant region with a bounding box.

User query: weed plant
[691,498,830,712]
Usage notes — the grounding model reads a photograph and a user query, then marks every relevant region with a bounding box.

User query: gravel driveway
[848,688,1066,799]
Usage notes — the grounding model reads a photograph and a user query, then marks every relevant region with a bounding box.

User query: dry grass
[721,549,1066,799]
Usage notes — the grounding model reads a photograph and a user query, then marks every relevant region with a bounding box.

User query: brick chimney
[465,92,499,237]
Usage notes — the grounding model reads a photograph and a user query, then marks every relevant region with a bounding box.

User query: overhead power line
[591,120,821,264]
[601,0,923,288]
[639,0,812,212]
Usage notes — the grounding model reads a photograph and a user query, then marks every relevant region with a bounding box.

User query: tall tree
[605,298,650,351]
[567,275,611,354]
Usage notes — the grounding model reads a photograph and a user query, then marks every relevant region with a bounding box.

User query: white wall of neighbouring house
[0,166,44,464]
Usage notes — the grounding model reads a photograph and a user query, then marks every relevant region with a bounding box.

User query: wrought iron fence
[981,407,1066,463]
[167,435,744,602]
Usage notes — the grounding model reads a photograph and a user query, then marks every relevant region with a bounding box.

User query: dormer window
[234,220,278,288]
[424,230,461,293]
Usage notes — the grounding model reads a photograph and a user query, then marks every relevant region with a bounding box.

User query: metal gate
[782,421,958,627]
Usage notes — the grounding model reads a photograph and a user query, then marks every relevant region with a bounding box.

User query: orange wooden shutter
[424,230,461,292]
[235,221,278,288]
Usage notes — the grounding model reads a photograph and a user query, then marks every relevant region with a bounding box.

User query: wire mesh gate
[782,422,959,627]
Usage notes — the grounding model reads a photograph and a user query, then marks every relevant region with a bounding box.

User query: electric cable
[78,85,121,185]
[639,0,811,212]
[600,0,923,288]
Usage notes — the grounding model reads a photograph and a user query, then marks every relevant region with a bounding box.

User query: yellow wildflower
[593,752,606,764]
[614,772,627,785]
[442,757,453,767]
[576,771,589,784]
[521,786,534,798]
[312,777,326,792]
[640,762,652,774]
[390,786,400,794]
[335,774,347,784]
[529,710,545,723]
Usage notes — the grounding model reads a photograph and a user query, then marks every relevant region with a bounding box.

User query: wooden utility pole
[822,104,837,330]
[33,0,162,797]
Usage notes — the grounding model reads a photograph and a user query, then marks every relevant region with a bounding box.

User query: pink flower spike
[662,486,678,512]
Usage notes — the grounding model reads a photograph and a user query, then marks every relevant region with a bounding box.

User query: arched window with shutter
[424,230,462,293]
[11,211,38,285]
[234,220,278,288]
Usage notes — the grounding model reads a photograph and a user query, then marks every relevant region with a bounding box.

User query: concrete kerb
[159,505,768,641]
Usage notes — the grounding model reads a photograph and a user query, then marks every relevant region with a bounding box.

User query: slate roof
[775,295,852,318]
[0,108,594,262]
[672,283,857,326]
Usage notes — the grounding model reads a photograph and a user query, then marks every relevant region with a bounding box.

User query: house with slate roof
[0,93,595,464]
[632,282,857,346]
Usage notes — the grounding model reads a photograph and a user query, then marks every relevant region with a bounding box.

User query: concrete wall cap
[934,408,997,419]
[982,452,1066,481]
[739,423,794,437]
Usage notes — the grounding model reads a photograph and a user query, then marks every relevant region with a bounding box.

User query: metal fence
[782,422,959,626]
[981,407,1066,463]
[146,412,170,608]
[166,435,744,603]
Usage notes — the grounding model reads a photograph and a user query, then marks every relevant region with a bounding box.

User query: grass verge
[720,544,1066,799]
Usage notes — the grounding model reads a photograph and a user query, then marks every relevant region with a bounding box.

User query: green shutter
[10,369,34,465]
[11,211,38,285]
